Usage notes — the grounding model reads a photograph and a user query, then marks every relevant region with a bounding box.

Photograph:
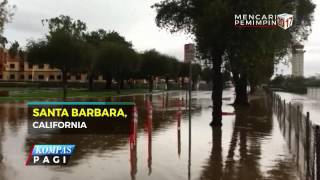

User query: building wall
[291,50,304,77]
[0,48,114,83]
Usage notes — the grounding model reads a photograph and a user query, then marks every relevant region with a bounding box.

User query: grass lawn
[0,87,152,101]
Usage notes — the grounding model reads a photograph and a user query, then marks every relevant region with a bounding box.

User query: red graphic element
[25,144,35,165]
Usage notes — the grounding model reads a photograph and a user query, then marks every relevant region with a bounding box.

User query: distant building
[0,48,104,82]
[184,43,196,63]
[291,43,305,77]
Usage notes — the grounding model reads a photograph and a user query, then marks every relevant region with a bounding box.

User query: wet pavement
[0,90,300,180]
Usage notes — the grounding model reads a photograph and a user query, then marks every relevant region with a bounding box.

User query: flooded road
[0,90,300,180]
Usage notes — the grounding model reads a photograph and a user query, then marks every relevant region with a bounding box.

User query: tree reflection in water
[200,93,298,180]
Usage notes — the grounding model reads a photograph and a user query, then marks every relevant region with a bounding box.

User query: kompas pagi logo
[234,13,293,29]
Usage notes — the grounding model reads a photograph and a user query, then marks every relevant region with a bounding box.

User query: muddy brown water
[0,90,300,180]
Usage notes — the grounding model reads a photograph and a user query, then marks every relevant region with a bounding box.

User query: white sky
[276,0,320,77]
[3,0,193,60]
[3,0,320,76]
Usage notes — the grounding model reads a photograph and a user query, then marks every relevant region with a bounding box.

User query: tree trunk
[233,72,249,106]
[117,78,121,95]
[249,79,256,94]
[88,74,93,91]
[148,76,153,92]
[210,53,223,127]
[120,78,124,89]
[181,78,185,90]
[105,75,112,89]
[62,71,67,100]
[165,77,169,91]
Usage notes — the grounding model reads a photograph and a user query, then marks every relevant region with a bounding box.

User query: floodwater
[0,90,300,180]
[276,87,320,125]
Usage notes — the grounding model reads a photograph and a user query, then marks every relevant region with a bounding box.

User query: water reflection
[0,91,302,180]
[200,93,298,180]
[144,97,152,175]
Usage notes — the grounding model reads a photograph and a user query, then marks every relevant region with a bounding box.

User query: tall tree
[153,0,315,126]
[27,15,87,99]
[0,0,15,34]
[153,0,233,126]
[8,40,19,57]
[140,49,168,92]
[96,41,140,94]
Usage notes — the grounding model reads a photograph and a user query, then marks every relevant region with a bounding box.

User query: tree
[191,64,202,90]
[162,55,180,90]
[201,67,212,84]
[0,35,7,48]
[153,0,235,126]
[0,0,15,34]
[84,29,110,91]
[153,0,315,126]
[140,49,168,92]
[96,41,140,94]
[228,0,315,105]
[27,15,87,99]
[8,41,19,57]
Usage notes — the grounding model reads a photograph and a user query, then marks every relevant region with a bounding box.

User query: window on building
[57,75,61,80]
[20,74,25,80]
[49,75,55,80]
[28,75,32,80]
[67,75,71,80]
[38,64,44,69]
[10,74,15,80]
[10,64,15,69]
[76,74,81,80]
[0,74,2,79]
[29,64,33,69]
[20,64,24,70]
[38,75,44,80]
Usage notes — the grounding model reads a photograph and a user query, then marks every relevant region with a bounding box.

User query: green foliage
[140,49,168,78]
[8,41,19,57]
[201,67,212,83]
[27,15,87,72]
[0,35,7,47]
[0,0,15,34]
[270,75,307,94]
[96,41,140,80]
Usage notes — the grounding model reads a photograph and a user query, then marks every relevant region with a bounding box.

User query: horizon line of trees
[20,15,204,99]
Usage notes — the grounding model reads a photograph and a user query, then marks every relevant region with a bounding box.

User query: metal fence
[272,92,320,180]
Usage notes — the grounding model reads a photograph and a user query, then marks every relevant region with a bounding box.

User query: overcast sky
[3,0,193,60]
[3,0,320,77]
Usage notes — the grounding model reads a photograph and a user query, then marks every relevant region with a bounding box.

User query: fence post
[297,105,300,165]
[288,102,292,148]
[306,112,310,179]
[314,125,320,180]
[283,100,286,135]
